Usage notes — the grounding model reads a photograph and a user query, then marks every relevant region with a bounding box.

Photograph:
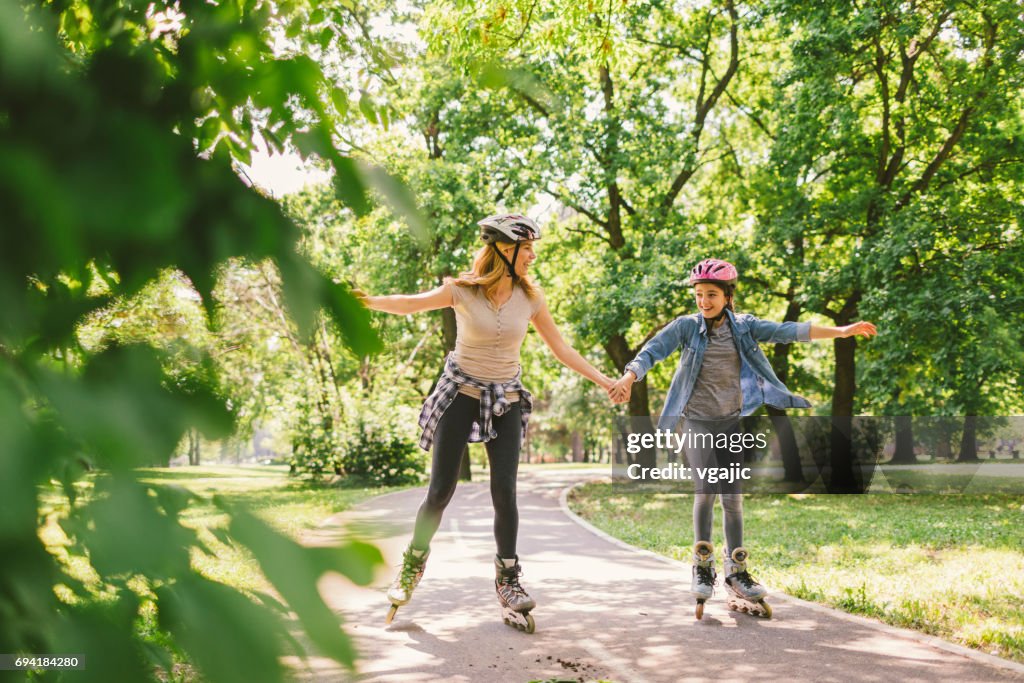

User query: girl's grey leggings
[412,392,521,558]
[684,417,745,555]
[693,493,744,555]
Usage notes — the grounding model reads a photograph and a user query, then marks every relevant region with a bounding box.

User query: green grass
[568,483,1024,663]
[40,465,413,596]
[38,466,415,680]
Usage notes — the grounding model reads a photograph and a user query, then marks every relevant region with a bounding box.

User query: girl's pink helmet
[688,258,738,286]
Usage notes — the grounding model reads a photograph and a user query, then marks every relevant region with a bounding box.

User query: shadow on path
[294,471,1024,683]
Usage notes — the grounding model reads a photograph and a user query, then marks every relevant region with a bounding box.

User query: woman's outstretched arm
[531,303,613,390]
[356,284,453,315]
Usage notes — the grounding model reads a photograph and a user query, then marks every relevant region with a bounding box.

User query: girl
[359,214,614,632]
[609,258,876,618]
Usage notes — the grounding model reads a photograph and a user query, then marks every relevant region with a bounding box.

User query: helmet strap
[704,308,728,333]
[490,242,520,281]
[510,242,522,280]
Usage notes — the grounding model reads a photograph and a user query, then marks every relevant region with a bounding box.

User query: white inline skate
[690,540,717,620]
[723,547,771,618]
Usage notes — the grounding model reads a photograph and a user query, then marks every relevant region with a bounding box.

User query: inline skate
[495,555,536,633]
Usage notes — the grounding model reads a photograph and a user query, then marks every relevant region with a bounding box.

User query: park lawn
[568,483,1024,663]
[37,465,413,679]
[39,465,407,594]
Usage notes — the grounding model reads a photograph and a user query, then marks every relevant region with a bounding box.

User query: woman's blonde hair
[447,242,539,302]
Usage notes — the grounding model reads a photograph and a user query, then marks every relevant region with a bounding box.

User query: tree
[1,1,391,679]
[425,0,769,466]
[760,0,1024,485]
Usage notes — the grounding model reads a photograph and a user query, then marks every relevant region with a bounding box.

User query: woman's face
[694,283,728,318]
[500,240,537,278]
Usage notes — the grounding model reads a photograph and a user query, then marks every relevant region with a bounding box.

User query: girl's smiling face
[694,282,729,318]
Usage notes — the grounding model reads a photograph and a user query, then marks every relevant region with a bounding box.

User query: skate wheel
[524,613,536,634]
[695,602,705,620]
[385,604,398,625]
[761,602,772,619]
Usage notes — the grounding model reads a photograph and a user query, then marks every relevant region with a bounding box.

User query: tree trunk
[571,431,583,462]
[604,332,657,467]
[766,407,803,483]
[890,415,917,464]
[189,429,201,466]
[957,415,979,462]
[829,334,858,491]
[767,295,804,482]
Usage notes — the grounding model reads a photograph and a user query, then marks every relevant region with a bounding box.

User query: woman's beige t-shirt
[450,283,544,401]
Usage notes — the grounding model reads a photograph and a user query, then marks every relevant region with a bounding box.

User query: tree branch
[545,187,609,229]
[723,87,774,140]
[512,87,551,117]
[564,224,616,248]
[896,13,996,209]
[660,0,739,212]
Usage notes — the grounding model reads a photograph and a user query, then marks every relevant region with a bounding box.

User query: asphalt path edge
[558,480,1024,677]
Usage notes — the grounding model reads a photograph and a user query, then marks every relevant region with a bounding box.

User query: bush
[342,427,424,487]
[289,404,341,480]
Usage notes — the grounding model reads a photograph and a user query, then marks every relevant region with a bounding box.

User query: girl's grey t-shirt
[684,318,743,418]
[450,283,544,401]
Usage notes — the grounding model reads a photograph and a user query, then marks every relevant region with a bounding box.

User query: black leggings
[411,393,522,558]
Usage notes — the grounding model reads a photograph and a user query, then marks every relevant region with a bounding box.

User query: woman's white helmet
[477,214,542,244]
[477,214,540,281]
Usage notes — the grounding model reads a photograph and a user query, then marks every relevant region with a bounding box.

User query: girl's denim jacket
[624,309,813,430]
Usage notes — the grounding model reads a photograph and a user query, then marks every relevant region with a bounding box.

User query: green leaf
[359,161,430,245]
[321,276,383,357]
[358,91,377,124]
[331,155,370,215]
[157,576,286,683]
[53,596,154,683]
[330,86,349,116]
[220,501,383,668]
[80,477,194,578]
[308,540,383,586]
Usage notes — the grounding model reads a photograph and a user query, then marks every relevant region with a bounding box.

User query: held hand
[841,321,877,338]
[596,373,615,391]
[608,373,634,404]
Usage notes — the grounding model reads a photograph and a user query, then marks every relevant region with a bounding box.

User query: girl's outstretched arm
[355,284,453,315]
[608,317,689,403]
[531,303,614,390]
[809,321,878,339]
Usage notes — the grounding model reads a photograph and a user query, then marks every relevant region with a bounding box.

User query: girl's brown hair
[447,242,539,302]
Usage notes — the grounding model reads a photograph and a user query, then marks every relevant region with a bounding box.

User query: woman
[609,258,877,618]
[359,214,613,632]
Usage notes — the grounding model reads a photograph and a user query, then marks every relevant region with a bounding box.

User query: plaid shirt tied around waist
[417,355,533,451]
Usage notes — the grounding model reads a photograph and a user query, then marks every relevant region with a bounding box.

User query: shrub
[342,427,424,487]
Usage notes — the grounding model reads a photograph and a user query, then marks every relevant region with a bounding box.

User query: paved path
[299,469,1024,683]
